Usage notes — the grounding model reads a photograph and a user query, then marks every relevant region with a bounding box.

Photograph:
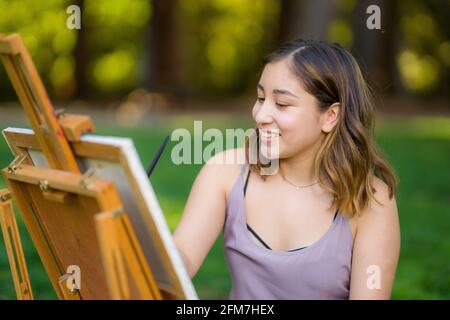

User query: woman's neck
[278,144,319,186]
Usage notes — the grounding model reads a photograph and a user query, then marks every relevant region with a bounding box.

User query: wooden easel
[0,188,33,299]
[0,33,164,299]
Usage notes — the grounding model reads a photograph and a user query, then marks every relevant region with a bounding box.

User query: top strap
[243,164,251,196]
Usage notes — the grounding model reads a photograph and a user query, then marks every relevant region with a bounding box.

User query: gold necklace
[280,171,318,190]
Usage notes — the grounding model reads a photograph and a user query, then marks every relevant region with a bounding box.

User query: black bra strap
[243,167,250,196]
[246,223,308,252]
[287,246,307,252]
[246,224,272,250]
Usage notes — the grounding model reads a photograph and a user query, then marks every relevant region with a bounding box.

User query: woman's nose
[254,101,274,126]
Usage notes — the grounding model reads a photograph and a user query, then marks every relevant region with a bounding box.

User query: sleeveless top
[223,163,354,299]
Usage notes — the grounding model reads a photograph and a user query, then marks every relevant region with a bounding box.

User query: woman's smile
[259,129,281,143]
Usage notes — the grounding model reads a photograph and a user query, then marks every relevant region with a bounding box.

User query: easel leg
[0,188,34,300]
[95,211,130,299]
[95,210,162,300]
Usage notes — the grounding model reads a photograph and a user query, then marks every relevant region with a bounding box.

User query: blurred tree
[148,0,181,98]
[176,0,280,98]
[72,0,89,98]
[277,0,337,44]
[396,0,449,98]
[421,0,450,98]
[351,0,400,95]
[83,0,151,98]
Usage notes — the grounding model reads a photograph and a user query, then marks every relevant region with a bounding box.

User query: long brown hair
[245,39,398,218]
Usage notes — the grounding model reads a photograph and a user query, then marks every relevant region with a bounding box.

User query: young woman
[173,39,400,299]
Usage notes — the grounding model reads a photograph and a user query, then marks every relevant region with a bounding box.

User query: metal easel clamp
[38,180,49,191]
[54,108,65,119]
[79,164,102,189]
[58,271,79,295]
[7,153,27,174]
[0,190,12,202]
[112,207,125,219]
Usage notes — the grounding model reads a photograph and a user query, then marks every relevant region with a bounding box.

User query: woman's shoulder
[205,147,246,199]
[367,176,397,216]
[206,147,246,166]
[354,176,399,234]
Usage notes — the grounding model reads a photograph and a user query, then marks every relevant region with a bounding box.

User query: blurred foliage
[83,0,151,93]
[328,0,356,48]
[397,0,449,95]
[329,0,449,96]
[0,0,151,100]
[177,0,280,97]
[0,0,448,102]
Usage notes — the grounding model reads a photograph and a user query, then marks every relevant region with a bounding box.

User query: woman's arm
[349,177,401,299]
[173,149,240,278]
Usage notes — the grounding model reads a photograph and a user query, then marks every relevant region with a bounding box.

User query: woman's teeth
[260,131,280,138]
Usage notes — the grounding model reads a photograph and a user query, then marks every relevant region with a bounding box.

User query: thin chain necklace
[280,170,318,190]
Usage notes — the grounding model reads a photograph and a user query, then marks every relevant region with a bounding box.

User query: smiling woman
[248,39,398,218]
[173,38,400,300]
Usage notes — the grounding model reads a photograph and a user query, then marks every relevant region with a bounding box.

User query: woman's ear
[321,103,341,133]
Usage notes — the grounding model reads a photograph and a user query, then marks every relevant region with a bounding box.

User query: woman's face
[252,58,329,160]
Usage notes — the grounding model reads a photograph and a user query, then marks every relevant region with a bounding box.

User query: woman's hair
[245,38,398,218]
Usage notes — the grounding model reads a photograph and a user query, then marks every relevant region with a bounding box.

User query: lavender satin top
[223,163,354,299]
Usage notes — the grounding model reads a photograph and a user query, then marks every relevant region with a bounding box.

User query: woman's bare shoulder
[347,176,397,240]
[205,147,246,199]
[354,176,399,233]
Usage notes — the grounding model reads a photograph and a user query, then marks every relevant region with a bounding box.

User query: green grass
[0,115,449,299]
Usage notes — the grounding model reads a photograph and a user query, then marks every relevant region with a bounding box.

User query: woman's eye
[256,97,288,107]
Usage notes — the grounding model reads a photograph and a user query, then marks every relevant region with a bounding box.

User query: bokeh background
[0,0,449,299]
